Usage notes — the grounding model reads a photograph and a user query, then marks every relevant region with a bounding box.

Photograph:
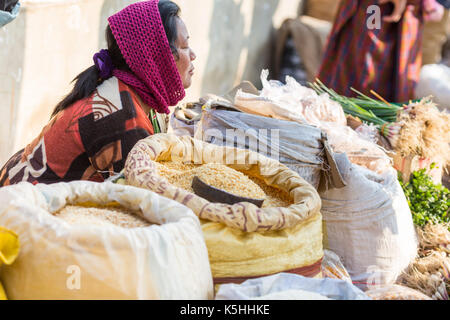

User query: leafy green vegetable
[399,163,449,228]
[310,80,423,126]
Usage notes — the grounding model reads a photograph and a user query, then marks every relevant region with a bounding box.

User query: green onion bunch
[310,79,403,127]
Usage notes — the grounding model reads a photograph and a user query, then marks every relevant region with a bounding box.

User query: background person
[317,0,450,102]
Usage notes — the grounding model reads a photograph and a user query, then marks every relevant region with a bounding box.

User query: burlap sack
[422,10,450,65]
[320,153,418,291]
[123,134,324,283]
[124,133,322,233]
[205,213,323,281]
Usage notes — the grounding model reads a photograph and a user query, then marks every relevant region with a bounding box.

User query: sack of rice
[0,226,20,300]
[0,181,213,300]
[124,133,324,284]
[319,153,418,290]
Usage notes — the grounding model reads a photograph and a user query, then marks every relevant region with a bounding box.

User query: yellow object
[0,226,20,300]
[213,270,323,295]
[203,212,323,279]
[124,134,324,282]
[0,282,6,300]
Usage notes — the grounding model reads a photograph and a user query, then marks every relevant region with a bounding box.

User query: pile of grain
[248,176,292,208]
[156,161,293,208]
[157,161,199,173]
[53,205,151,228]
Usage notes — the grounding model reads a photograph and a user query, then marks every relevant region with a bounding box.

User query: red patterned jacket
[0,77,155,186]
[318,0,424,102]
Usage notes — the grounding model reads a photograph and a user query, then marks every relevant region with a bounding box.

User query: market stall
[166,69,449,300]
[0,0,449,301]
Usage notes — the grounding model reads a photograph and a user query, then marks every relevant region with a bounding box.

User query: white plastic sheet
[320,153,418,290]
[215,273,371,300]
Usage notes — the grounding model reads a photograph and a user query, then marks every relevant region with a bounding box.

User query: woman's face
[174,18,196,89]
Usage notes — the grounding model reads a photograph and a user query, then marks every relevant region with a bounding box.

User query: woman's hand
[379,0,408,23]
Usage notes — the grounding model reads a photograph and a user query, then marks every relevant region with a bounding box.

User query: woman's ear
[172,51,180,62]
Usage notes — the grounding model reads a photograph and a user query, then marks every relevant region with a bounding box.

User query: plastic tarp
[233,70,392,174]
[215,273,371,300]
[123,133,324,282]
[124,133,322,233]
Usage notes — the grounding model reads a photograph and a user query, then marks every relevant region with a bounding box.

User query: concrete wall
[0,0,302,165]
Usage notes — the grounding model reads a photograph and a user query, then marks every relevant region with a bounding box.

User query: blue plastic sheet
[0,2,20,28]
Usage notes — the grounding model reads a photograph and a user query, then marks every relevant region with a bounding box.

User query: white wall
[0,0,302,165]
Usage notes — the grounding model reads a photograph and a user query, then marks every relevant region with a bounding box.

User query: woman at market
[318,0,450,103]
[0,0,196,186]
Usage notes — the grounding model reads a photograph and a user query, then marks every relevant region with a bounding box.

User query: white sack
[319,153,418,290]
[0,181,214,300]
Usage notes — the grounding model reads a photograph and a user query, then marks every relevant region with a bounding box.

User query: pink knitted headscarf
[108,0,185,114]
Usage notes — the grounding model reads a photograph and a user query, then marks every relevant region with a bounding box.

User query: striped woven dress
[317,0,425,102]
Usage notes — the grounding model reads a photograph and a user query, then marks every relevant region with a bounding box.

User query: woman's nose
[190,48,197,61]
